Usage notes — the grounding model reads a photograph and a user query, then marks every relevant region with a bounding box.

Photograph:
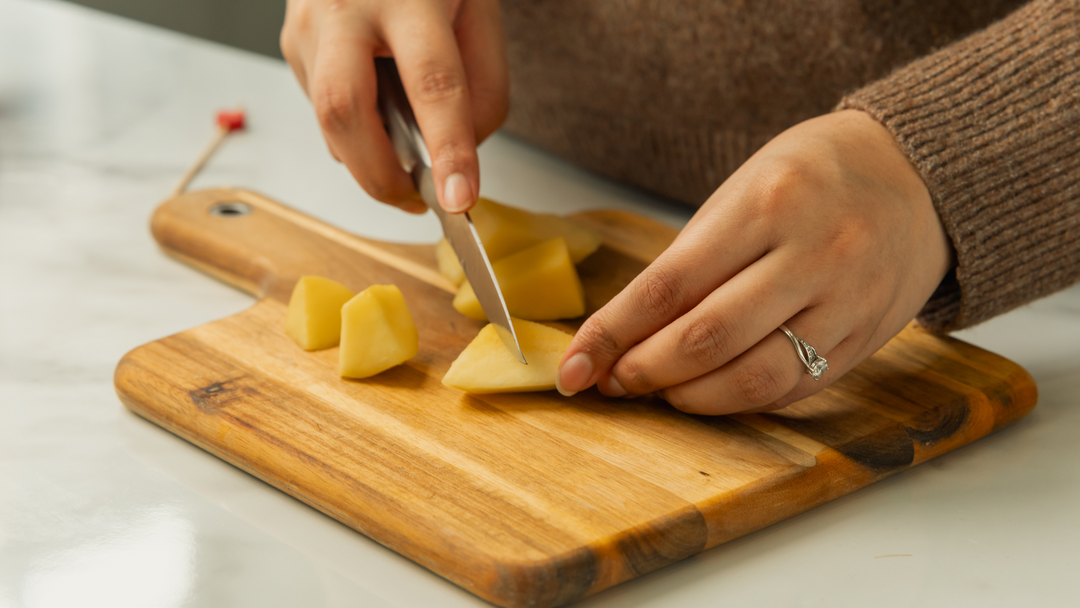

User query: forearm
[838,0,1080,332]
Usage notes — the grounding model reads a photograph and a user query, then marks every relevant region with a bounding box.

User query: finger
[680,151,790,235]
[603,250,812,397]
[769,332,867,408]
[556,194,773,396]
[774,300,916,407]
[385,3,479,214]
[454,0,509,142]
[660,308,850,415]
[280,0,313,94]
[308,22,426,213]
[280,1,306,92]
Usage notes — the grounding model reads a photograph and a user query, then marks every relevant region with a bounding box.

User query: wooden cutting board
[115,188,1037,608]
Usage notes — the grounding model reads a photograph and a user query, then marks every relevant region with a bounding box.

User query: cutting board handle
[150,188,457,302]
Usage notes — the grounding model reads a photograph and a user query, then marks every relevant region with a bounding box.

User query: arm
[839,0,1080,332]
[557,0,1080,413]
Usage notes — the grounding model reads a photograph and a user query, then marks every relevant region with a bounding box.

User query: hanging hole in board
[209,202,252,217]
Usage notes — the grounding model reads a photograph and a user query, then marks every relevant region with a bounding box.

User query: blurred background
[64,0,285,58]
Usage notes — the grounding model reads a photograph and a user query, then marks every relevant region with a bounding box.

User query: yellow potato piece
[284,276,355,351]
[339,284,419,379]
[434,199,602,286]
[435,237,466,286]
[443,318,573,393]
[471,198,602,263]
[453,237,585,321]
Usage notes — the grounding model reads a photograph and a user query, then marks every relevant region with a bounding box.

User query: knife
[374,57,527,365]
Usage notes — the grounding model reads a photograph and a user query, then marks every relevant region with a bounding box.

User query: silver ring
[778,324,828,381]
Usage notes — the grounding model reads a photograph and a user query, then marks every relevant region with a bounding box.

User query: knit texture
[502,0,1080,332]
[501,0,1026,204]
[839,0,1080,331]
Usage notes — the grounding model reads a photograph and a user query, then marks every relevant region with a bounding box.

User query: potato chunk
[435,237,466,286]
[434,199,601,287]
[339,285,418,379]
[285,276,355,351]
[443,318,573,393]
[453,237,585,321]
[471,198,601,263]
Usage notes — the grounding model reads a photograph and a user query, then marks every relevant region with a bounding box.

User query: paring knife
[374,58,527,365]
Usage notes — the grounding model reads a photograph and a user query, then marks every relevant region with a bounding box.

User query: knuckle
[413,63,467,104]
[752,159,817,220]
[575,316,625,362]
[279,30,296,63]
[615,359,652,395]
[730,361,787,408]
[281,0,311,53]
[636,265,683,319]
[431,139,474,172]
[771,157,820,190]
[681,315,734,367]
[313,83,359,133]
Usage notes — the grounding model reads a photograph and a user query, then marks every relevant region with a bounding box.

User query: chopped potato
[443,318,573,394]
[339,285,418,379]
[435,238,466,286]
[453,237,585,321]
[470,198,602,264]
[285,276,355,351]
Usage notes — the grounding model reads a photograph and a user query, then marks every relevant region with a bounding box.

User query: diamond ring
[778,324,829,381]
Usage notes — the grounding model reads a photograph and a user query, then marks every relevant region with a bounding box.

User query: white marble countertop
[2,1,1079,606]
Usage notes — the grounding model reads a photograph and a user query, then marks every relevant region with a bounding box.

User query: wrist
[839,109,956,272]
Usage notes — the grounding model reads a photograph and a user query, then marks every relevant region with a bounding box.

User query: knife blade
[374,58,527,365]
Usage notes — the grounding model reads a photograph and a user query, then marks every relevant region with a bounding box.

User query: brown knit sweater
[500,0,1080,332]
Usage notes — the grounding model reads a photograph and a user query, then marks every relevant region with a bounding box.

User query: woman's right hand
[281,0,508,214]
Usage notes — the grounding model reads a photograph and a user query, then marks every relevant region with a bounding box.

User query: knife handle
[375,58,433,186]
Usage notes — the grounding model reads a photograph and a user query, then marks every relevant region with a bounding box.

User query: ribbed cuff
[838,0,1080,332]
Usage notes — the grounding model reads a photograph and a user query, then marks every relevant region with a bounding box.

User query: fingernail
[604,375,627,398]
[555,375,576,398]
[557,352,593,396]
[443,173,473,213]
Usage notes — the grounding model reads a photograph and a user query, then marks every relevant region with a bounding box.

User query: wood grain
[116,188,1037,608]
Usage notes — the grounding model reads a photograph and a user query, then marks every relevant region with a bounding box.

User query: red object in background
[173,108,247,196]
[216,109,246,132]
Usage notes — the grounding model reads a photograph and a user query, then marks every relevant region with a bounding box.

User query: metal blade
[416,168,526,364]
[375,58,526,364]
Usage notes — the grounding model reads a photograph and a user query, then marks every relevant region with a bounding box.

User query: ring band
[778,324,829,381]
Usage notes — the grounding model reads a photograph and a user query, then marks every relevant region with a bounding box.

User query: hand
[556,110,954,414]
[281,0,508,214]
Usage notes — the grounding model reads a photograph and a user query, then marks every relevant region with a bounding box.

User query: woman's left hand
[556,110,954,414]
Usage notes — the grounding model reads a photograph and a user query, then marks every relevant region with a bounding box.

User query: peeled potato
[435,238,466,286]
[453,237,585,322]
[285,276,355,351]
[442,318,573,393]
[339,284,418,379]
[471,198,602,264]
[433,199,602,287]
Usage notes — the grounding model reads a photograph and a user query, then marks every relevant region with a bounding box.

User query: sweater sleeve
[837,0,1080,333]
